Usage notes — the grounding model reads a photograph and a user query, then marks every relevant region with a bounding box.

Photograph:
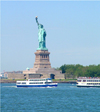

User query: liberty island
[7,17,64,79]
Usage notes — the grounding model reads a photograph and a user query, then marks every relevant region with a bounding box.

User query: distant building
[6,71,23,79]
[0,72,8,79]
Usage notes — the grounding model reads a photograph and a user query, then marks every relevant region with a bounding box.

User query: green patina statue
[35,16,48,50]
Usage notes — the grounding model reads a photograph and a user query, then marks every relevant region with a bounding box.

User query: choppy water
[1,83,100,112]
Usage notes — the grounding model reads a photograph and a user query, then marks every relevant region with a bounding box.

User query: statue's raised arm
[35,16,39,25]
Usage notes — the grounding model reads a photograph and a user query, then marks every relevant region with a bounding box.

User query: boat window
[22,82,26,84]
[78,80,81,82]
[17,82,21,84]
[29,79,34,81]
[29,79,46,81]
[41,79,45,81]
[45,82,51,84]
[29,82,43,84]
[30,79,41,81]
[87,83,90,85]
[83,80,86,82]
[29,82,34,84]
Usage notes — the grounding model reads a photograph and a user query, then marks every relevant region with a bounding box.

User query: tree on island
[58,64,100,79]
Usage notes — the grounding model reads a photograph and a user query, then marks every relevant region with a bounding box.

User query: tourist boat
[16,78,58,88]
[77,77,100,87]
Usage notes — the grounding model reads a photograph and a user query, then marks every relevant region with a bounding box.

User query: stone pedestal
[33,50,51,69]
[23,50,65,79]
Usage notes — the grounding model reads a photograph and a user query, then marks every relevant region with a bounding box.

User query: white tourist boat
[16,78,58,88]
[77,77,100,87]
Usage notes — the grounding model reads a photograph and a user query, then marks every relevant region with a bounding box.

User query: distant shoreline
[0,79,77,84]
[0,79,16,83]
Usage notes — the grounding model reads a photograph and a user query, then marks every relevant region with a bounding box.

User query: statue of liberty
[35,16,48,50]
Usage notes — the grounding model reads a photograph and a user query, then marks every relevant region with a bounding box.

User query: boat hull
[17,84,57,88]
[77,85,100,87]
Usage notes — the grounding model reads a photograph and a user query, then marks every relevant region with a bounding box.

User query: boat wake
[2,86,17,88]
[46,86,55,88]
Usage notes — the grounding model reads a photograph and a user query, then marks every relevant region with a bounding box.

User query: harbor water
[1,83,100,112]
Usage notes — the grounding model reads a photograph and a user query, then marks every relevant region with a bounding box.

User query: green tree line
[58,64,100,79]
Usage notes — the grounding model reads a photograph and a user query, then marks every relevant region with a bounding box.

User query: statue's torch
[35,16,39,25]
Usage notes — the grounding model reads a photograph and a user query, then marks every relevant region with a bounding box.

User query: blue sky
[1,1,100,72]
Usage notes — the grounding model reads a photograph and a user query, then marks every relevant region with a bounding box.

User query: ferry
[77,77,100,87]
[16,78,58,88]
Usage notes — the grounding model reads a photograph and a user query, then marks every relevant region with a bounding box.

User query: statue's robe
[38,28,46,48]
